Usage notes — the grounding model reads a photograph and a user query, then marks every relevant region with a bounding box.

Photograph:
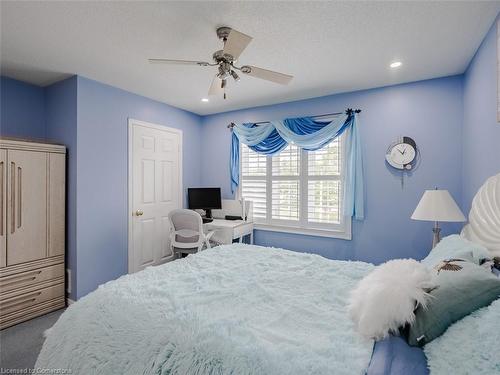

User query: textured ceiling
[1,1,499,115]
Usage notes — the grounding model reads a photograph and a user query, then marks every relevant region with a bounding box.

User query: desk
[204,219,254,245]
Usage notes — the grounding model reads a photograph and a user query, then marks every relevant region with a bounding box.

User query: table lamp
[411,189,466,248]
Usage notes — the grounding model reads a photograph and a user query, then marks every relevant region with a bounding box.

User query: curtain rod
[227,108,361,129]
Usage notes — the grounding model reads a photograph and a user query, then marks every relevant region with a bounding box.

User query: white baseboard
[66,298,75,306]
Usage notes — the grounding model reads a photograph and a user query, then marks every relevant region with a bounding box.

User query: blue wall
[0,77,46,138]
[75,76,203,298]
[2,12,498,297]
[45,76,79,299]
[0,72,477,295]
[462,15,500,214]
[0,75,203,299]
[201,76,464,264]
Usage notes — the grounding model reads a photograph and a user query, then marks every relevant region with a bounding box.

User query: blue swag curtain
[230,109,364,220]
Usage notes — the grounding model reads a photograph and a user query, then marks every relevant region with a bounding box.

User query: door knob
[135,209,144,216]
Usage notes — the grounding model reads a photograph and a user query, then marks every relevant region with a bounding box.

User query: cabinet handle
[10,162,15,234]
[17,166,21,228]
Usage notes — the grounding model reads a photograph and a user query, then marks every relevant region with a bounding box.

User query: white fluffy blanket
[36,244,374,375]
[425,298,500,375]
[348,259,434,340]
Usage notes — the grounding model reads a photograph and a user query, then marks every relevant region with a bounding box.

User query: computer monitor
[187,188,222,219]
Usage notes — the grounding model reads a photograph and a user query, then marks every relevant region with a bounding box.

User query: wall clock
[385,136,418,170]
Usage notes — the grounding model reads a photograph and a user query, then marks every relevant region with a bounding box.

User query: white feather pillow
[348,259,434,340]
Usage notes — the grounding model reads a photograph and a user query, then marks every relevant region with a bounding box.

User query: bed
[36,174,500,374]
[368,173,500,375]
[36,245,375,374]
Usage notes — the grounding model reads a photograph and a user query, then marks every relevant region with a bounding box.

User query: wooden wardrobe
[0,139,66,329]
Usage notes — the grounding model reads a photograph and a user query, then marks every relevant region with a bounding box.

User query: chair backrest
[168,209,203,245]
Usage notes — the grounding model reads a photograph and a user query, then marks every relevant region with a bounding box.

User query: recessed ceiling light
[390,61,402,68]
[201,98,209,102]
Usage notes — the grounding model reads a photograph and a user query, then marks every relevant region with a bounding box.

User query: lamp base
[432,224,441,249]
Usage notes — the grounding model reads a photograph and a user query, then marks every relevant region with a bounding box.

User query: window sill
[253,221,352,240]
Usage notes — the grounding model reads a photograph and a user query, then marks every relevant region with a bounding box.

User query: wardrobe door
[48,153,65,257]
[0,149,6,268]
[7,150,47,265]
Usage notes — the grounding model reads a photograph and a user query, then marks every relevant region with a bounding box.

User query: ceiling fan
[148,26,293,99]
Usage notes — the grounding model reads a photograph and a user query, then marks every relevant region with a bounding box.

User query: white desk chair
[168,209,216,257]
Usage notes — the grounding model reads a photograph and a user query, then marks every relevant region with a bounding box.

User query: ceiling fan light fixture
[230,70,240,82]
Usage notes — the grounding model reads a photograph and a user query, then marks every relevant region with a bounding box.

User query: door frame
[127,118,183,274]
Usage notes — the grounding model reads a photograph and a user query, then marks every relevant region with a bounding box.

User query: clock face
[386,142,416,169]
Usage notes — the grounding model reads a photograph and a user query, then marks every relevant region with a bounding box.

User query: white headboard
[461,173,500,257]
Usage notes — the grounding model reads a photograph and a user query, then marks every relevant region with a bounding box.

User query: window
[240,136,351,239]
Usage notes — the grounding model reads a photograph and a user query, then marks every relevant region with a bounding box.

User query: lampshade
[411,190,466,222]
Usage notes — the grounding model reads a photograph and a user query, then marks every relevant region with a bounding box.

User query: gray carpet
[0,309,65,371]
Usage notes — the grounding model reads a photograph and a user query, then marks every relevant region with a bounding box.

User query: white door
[129,119,182,273]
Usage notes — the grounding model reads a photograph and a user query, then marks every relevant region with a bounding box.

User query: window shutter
[307,140,342,224]
[241,144,267,220]
[307,180,341,223]
[241,180,266,219]
[307,139,341,176]
[272,144,299,176]
[242,144,267,176]
[271,145,300,222]
[240,136,347,234]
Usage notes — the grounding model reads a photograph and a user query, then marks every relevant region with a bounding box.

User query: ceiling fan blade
[148,58,210,66]
[223,29,253,60]
[240,65,293,85]
[208,75,224,96]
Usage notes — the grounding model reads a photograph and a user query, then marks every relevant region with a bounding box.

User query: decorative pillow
[421,235,491,268]
[349,259,434,340]
[493,257,500,276]
[408,261,500,346]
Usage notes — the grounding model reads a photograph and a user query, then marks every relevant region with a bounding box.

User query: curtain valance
[230,109,364,220]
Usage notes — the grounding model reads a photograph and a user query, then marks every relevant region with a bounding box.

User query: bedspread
[36,244,374,375]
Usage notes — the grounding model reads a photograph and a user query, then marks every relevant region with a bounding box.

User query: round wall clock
[385,136,418,170]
